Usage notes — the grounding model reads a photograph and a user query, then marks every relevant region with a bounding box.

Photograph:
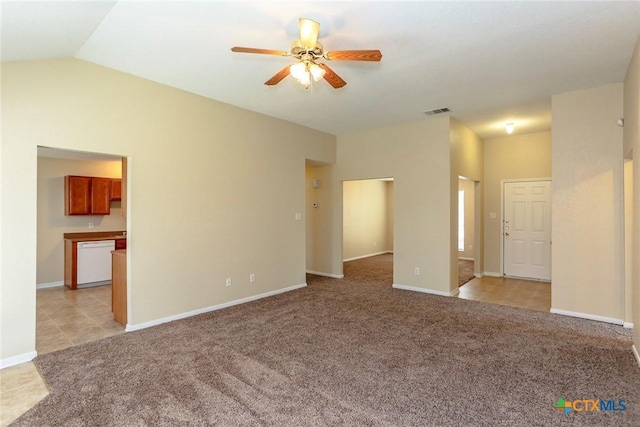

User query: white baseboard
[392,284,458,297]
[343,251,392,262]
[126,283,307,332]
[0,351,37,370]
[633,345,640,368]
[36,281,64,290]
[483,271,502,277]
[474,273,484,278]
[623,322,634,329]
[306,270,344,279]
[550,308,624,325]
[458,257,475,261]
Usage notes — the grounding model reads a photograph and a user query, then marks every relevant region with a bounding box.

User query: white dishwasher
[77,240,115,287]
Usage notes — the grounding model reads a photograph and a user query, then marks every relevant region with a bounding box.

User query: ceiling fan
[231,18,382,89]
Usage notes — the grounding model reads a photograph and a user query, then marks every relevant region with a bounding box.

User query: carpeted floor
[14,254,639,426]
[458,259,475,286]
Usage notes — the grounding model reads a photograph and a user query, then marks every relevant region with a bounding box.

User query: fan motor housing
[291,42,323,59]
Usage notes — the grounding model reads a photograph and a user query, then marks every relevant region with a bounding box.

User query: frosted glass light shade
[290,62,306,80]
[309,63,325,81]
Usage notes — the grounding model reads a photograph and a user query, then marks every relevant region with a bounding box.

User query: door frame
[500,177,552,278]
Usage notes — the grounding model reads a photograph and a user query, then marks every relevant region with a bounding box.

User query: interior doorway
[342,178,394,283]
[36,146,128,354]
[458,178,477,286]
[502,179,552,281]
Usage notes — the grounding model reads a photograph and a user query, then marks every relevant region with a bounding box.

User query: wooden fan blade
[318,64,346,88]
[265,65,291,86]
[231,47,290,56]
[325,50,382,61]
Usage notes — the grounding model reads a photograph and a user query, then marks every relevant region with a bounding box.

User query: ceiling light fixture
[290,59,325,89]
[505,122,515,134]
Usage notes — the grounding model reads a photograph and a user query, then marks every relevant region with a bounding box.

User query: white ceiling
[3,1,640,139]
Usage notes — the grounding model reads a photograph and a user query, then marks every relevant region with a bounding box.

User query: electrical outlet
[249,273,255,283]
[225,278,232,287]
[88,222,94,229]
[414,267,420,275]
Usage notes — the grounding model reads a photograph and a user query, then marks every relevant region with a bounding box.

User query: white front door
[503,180,551,281]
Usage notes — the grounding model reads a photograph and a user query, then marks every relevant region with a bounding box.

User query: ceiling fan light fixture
[290,62,306,80]
[298,70,311,87]
[290,61,312,87]
[231,17,381,89]
[309,63,325,81]
[290,61,325,88]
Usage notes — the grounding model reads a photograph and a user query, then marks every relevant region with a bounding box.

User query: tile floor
[1,277,551,426]
[0,363,48,426]
[457,275,551,312]
[1,284,124,426]
[35,284,124,354]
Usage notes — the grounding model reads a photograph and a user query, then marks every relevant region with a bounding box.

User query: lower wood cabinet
[111,250,127,325]
[64,239,78,290]
[64,234,126,290]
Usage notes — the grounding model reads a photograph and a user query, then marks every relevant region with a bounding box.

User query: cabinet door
[65,176,91,215]
[111,179,122,201]
[91,177,112,215]
[115,239,127,250]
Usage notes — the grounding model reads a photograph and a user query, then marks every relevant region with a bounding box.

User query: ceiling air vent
[424,107,450,116]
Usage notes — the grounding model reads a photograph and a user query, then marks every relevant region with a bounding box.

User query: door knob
[505,232,510,236]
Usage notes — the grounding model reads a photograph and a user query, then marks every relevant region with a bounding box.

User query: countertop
[63,231,126,242]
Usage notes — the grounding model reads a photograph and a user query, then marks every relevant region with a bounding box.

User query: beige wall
[37,157,126,285]
[483,132,552,275]
[623,35,639,350]
[330,117,452,293]
[458,179,475,260]
[342,179,393,261]
[1,58,336,363]
[551,84,624,321]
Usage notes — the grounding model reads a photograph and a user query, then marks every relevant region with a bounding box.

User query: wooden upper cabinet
[65,176,92,215]
[91,177,111,214]
[65,175,112,215]
[111,179,122,201]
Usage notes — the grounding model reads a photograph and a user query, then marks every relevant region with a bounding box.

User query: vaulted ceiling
[2,1,639,139]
